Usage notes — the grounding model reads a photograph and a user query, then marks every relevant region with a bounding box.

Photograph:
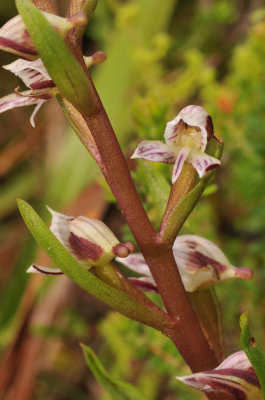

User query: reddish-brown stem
[63,41,227,388]
[77,78,219,372]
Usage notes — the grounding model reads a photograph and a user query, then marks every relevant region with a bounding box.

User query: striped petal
[0,15,37,60]
[177,351,262,399]
[188,149,221,178]
[131,141,176,163]
[3,58,52,89]
[116,253,152,277]
[173,235,253,292]
[128,277,158,293]
[165,105,213,151]
[27,264,63,275]
[172,146,191,183]
[0,90,40,114]
[0,13,87,60]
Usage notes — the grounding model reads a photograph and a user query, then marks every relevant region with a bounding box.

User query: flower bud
[48,207,122,267]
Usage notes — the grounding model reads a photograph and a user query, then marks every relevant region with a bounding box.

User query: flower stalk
[11,3,243,395]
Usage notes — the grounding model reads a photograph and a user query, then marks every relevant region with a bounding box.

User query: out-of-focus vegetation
[0,0,265,399]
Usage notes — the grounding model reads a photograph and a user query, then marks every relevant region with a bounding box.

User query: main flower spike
[116,235,253,292]
[27,207,135,275]
[0,12,87,60]
[176,351,262,399]
[131,105,221,183]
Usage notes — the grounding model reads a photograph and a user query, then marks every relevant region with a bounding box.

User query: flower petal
[165,105,212,151]
[172,146,191,183]
[0,91,40,114]
[0,15,37,60]
[131,140,176,163]
[3,58,52,89]
[0,12,87,60]
[188,149,221,178]
[116,253,152,277]
[128,277,158,293]
[48,207,121,267]
[27,264,63,275]
[177,351,262,399]
[173,235,253,291]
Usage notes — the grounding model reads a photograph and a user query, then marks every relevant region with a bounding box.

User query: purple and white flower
[131,105,221,183]
[0,12,87,60]
[176,351,262,399]
[0,11,87,126]
[116,235,253,293]
[27,207,134,275]
[0,57,56,127]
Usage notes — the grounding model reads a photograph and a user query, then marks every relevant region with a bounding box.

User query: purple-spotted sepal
[0,12,87,60]
[27,207,135,276]
[116,235,253,292]
[131,105,221,183]
[176,351,262,399]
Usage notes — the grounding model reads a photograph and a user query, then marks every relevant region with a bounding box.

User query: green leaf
[16,0,96,115]
[81,344,149,400]
[240,312,265,398]
[17,199,169,332]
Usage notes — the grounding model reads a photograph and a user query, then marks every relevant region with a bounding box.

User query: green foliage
[240,312,265,398]
[82,344,149,400]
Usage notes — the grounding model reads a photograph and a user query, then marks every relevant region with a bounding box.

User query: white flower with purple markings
[116,235,253,292]
[27,207,134,275]
[0,11,86,126]
[132,105,221,183]
[0,58,56,127]
[177,351,262,399]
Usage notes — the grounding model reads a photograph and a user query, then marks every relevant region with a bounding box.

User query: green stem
[93,262,162,312]
[158,139,223,244]
[159,164,197,245]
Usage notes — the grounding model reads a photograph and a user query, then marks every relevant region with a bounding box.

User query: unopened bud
[48,207,123,267]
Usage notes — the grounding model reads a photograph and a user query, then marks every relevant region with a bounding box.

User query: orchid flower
[131,105,221,183]
[0,11,87,126]
[27,207,134,275]
[0,58,56,127]
[116,235,253,292]
[0,12,87,60]
[177,351,262,399]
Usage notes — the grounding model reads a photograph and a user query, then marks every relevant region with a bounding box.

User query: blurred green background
[0,0,265,399]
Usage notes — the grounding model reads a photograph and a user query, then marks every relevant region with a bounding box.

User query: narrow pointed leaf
[240,312,265,398]
[16,0,96,115]
[17,199,169,332]
[81,344,149,400]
